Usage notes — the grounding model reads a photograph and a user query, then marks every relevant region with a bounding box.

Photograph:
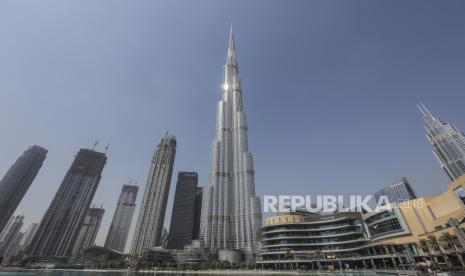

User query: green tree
[440,232,465,267]
[428,234,450,267]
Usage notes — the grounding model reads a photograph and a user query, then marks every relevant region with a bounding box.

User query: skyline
[1,0,465,250]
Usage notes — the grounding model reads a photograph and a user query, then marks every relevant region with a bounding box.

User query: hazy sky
[1,0,465,251]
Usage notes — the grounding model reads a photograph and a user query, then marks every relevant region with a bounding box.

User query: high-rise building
[19,223,38,251]
[193,187,203,240]
[105,184,138,253]
[374,177,417,203]
[27,148,107,261]
[200,28,262,253]
[70,207,105,263]
[167,172,200,250]
[130,133,176,257]
[419,103,465,181]
[0,212,24,257]
[0,146,47,233]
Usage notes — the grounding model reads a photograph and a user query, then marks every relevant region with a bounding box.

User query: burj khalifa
[200,27,262,253]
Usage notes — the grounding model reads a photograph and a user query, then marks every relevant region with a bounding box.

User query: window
[454,186,465,205]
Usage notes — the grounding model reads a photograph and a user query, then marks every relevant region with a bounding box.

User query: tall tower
[105,184,139,253]
[167,172,199,250]
[0,145,47,233]
[27,148,107,261]
[418,103,465,181]
[70,207,105,263]
[200,28,262,253]
[130,133,176,257]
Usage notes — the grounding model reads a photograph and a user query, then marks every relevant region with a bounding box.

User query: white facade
[419,103,465,181]
[0,212,24,257]
[200,28,262,253]
[130,134,176,256]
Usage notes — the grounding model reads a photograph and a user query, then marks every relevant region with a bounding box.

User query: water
[0,271,399,276]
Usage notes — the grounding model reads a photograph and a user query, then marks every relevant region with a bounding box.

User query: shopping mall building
[258,175,465,270]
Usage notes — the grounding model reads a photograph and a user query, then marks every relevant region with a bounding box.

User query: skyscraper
[0,212,24,258]
[200,28,262,253]
[193,187,203,240]
[130,133,176,257]
[374,177,417,203]
[70,207,105,263]
[27,148,107,262]
[418,103,465,181]
[0,145,47,234]
[167,172,199,250]
[105,184,138,253]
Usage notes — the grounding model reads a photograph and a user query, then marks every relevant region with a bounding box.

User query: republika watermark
[262,195,423,213]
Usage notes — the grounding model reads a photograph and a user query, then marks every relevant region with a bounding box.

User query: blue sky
[1,0,465,250]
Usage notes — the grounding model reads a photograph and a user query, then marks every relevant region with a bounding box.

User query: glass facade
[454,186,465,205]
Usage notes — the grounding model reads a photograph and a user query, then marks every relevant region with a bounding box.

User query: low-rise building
[258,210,409,270]
[259,175,465,270]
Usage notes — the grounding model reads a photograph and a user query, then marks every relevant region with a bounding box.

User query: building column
[391,257,397,269]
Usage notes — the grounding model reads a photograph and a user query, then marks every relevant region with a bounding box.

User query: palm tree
[428,234,450,267]
[419,239,433,263]
[440,232,465,267]
[427,235,440,251]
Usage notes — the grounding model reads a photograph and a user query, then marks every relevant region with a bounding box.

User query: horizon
[1,0,465,252]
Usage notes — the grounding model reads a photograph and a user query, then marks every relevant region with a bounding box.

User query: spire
[417,102,435,121]
[225,25,238,69]
[228,23,235,51]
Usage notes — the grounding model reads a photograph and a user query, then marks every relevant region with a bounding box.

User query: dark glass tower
[0,145,47,233]
[105,184,138,253]
[167,172,199,249]
[130,133,176,256]
[27,148,107,261]
[193,187,203,240]
[374,177,417,203]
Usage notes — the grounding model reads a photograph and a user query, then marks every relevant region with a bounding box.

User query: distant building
[418,103,465,181]
[70,207,105,263]
[82,246,124,269]
[160,227,169,249]
[167,172,200,250]
[0,212,24,258]
[19,223,38,251]
[27,148,107,263]
[0,145,47,233]
[138,247,174,267]
[172,240,214,264]
[3,232,24,262]
[105,184,138,253]
[374,177,417,203]
[130,133,176,256]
